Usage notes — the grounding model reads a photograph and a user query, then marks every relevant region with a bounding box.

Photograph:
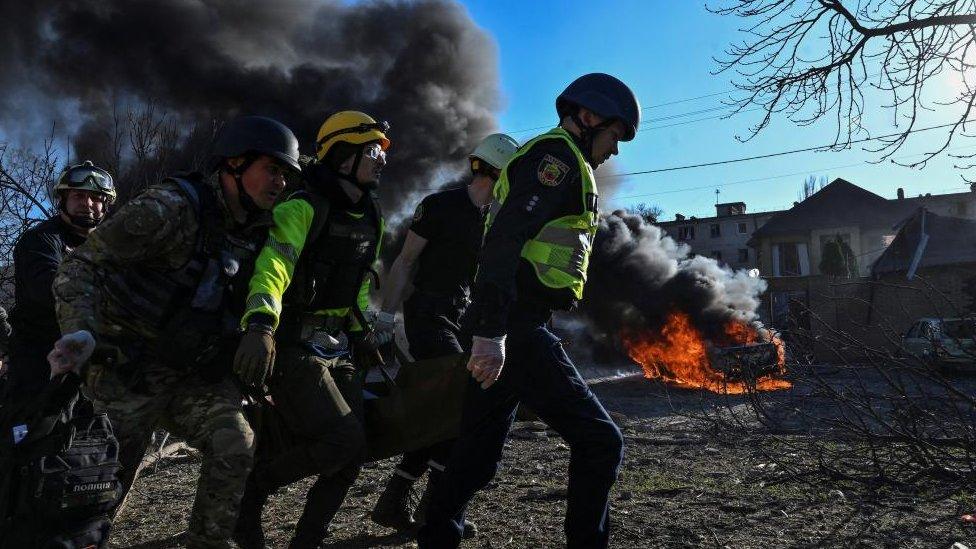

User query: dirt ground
[110,363,976,548]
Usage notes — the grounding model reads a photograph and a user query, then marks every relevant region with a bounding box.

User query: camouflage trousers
[86,361,254,549]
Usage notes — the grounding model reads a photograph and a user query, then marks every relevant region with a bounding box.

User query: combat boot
[371,471,418,531]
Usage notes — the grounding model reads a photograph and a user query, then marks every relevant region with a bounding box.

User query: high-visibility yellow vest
[486,127,598,300]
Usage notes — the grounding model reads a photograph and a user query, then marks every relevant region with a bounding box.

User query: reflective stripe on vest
[486,127,598,299]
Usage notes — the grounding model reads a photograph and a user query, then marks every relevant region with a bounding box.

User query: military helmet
[470,133,519,171]
[51,160,116,205]
[556,73,641,141]
[212,115,301,172]
[315,111,391,162]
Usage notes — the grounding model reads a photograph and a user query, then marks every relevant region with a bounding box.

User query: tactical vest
[0,375,120,549]
[280,188,384,335]
[100,176,267,368]
[486,127,599,300]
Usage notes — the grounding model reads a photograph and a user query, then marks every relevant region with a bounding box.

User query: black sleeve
[469,141,581,337]
[13,229,62,313]
[408,194,439,240]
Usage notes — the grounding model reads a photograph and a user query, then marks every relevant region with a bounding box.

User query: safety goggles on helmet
[64,166,114,193]
[316,121,391,148]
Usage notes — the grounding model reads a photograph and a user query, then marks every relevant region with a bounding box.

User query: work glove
[48,330,96,377]
[234,324,276,387]
[366,310,397,347]
[466,335,506,389]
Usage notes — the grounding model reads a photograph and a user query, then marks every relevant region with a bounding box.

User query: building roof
[751,178,915,239]
[657,209,781,227]
[872,209,976,275]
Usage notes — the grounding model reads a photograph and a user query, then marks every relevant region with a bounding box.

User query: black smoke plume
[582,211,767,345]
[0,0,500,216]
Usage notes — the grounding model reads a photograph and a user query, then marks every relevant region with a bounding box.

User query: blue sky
[460,0,973,220]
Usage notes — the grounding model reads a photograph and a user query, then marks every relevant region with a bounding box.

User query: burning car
[624,310,791,394]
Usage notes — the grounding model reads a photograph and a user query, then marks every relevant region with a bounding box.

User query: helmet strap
[346,146,379,192]
[225,154,261,215]
[571,111,613,167]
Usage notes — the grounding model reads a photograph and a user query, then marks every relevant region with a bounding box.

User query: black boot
[371,471,418,531]
[415,468,477,539]
[233,481,270,549]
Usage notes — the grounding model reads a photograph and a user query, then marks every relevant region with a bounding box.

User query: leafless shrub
[698,278,976,544]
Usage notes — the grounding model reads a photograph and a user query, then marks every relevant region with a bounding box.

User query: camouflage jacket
[54,174,271,350]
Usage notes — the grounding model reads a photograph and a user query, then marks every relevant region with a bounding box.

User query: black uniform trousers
[397,292,467,477]
[249,342,366,545]
[417,303,624,549]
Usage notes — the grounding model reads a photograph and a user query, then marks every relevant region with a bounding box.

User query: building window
[677,226,695,241]
[710,224,721,238]
[738,222,748,234]
[772,242,810,277]
[738,248,749,263]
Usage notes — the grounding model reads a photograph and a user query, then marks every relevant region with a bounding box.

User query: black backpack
[0,373,121,548]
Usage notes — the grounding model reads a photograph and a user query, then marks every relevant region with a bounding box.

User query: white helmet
[470,133,519,171]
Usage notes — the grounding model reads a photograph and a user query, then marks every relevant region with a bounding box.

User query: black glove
[234,324,276,387]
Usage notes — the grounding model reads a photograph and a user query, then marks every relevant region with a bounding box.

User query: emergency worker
[417,73,640,549]
[370,133,518,535]
[232,110,389,548]
[7,161,115,395]
[47,115,301,548]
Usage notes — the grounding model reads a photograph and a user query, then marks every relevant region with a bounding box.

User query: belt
[279,313,346,343]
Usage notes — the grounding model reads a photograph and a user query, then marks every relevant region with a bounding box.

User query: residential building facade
[657,201,781,270]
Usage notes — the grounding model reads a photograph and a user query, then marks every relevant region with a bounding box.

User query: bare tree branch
[712,0,976,174]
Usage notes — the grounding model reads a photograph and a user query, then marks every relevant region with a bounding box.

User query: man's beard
[67,213,99,228]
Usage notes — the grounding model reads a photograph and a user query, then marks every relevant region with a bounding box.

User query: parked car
[901,317,976,369]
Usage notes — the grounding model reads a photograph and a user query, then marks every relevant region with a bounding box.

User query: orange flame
[623,310,791,394]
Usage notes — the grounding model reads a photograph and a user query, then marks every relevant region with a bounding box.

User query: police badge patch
[537,154,569,186]
[413,203,424,222]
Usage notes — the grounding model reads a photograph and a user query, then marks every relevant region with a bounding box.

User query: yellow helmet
[315,111,391,161]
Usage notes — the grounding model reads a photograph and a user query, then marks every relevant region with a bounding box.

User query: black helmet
[556,73,641,141]
[212,115,301,172]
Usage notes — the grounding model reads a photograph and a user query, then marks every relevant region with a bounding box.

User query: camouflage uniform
[54,175,267,549]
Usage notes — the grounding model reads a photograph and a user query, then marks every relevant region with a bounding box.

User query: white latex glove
[48,330,96,377]
[466,335,506,389]
[367,311,397,347]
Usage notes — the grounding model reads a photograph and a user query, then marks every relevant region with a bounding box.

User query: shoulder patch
[537,154,570,187]
[413,202,424,223]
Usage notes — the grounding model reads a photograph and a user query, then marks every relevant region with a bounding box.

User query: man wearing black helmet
[418,73,640,549]
[5,160,116,397]
[48,115,301,548]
